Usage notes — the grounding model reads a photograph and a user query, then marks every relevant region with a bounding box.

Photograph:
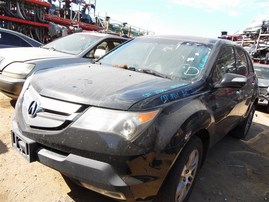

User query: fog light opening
[80,182,126,200]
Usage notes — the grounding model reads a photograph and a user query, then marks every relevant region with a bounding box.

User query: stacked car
[0,0,152,43]
[253,63,269,112]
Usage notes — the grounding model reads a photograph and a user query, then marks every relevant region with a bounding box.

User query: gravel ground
[0,92,268,202]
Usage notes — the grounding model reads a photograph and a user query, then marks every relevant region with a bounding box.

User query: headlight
[72,107,160,141]
[2,62,35,79]
[267,87,269,93]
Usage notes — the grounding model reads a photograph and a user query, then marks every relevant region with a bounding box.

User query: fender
[152,98,214,152]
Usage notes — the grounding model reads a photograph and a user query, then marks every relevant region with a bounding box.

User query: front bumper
[11,122,134,200]
[0,74,24,98]
[11,119,166,201]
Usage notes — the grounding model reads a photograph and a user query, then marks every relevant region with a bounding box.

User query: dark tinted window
[213,46,235,84]
[0,32,31,47]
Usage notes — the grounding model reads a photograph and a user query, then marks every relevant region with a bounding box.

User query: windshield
[254,65,269,79]
[43,33,100,55]
[99,37,212,80]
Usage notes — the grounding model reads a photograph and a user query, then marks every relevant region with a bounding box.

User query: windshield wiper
[139,69,171,79]
[114,65,171,79]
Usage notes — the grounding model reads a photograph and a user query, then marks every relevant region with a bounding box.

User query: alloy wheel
[175,149,199,202]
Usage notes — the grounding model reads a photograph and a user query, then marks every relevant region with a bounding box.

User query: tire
[156,136,203,202]
[232,104,256,139]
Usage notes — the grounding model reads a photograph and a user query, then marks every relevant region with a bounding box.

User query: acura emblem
[28,100,41,118]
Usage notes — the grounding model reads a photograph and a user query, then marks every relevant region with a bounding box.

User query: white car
[0,32,127,98]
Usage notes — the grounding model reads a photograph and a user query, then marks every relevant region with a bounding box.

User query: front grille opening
[30,120,72,131]
[42,104,88,116]
[76,105,88,113]
[42,108,70,116]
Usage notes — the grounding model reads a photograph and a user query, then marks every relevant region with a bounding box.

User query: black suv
[12,35,258,202]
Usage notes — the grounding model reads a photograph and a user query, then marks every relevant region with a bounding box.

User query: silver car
[254,63,269,112]
[0,32,127,98]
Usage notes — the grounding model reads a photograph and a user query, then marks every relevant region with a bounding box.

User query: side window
[86,40,124,59]
[0,32,12,45]
[212,46,235,85]
[235,48,248,76]
[87,41,107,58]
[0,32,30,47]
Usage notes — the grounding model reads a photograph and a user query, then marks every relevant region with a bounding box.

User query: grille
[21,85,85,130]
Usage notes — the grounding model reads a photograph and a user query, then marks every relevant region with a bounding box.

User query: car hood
[30,64,190,110]
[258,78,269,87]
[0,47,71,70]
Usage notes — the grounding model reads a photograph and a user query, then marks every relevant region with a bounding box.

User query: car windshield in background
[99,37,212,80]
[254,65,269,79]
[42,33,100,55]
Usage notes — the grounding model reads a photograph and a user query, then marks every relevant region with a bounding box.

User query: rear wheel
[156,136,203,202]
[232,104,256,139]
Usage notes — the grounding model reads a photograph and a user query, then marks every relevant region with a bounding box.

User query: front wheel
[156,136,203,202]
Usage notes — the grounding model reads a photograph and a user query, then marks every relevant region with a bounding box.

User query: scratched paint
[142,82,188,98]
[160,86,196,103]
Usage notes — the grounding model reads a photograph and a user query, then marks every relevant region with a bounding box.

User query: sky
[85,0,269,38]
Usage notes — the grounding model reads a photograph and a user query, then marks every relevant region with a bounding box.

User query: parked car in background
[254,63,269,112]
[243,44,256,54]
[12,35,258,202]
[0,32,127,98]
[243,20,269,37]
[0,28,42,48]
[251,46,269,63]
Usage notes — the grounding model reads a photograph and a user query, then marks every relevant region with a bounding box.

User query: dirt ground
[0,92,269,202]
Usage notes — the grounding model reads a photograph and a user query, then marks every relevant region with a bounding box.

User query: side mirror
[218,73,247,88]
[94,49,106,59]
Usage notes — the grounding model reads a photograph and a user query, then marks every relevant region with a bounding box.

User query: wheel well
[195,129,210,166]
[157,129,210,197]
